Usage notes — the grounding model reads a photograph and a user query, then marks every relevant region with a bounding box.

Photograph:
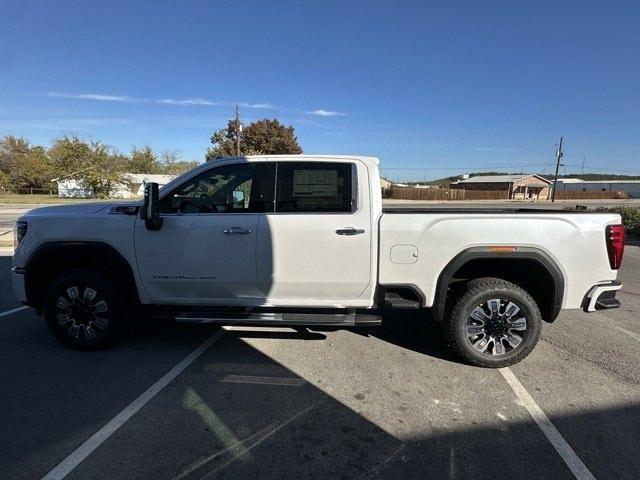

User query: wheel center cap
[486,319,505,336]
[72,306,92,324]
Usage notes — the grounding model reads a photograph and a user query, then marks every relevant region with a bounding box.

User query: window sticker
[293,170,338,197]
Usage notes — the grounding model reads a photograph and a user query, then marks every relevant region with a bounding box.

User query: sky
[1,0,639,181]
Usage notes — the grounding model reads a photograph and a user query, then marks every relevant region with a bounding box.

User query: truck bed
[378,210,620,311]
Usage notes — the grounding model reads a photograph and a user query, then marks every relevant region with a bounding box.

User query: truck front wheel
[43,269,127,350]
[445,277,542,368]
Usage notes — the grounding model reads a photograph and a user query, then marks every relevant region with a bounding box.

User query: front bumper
[10,266,28,304]
[583,280,622,312]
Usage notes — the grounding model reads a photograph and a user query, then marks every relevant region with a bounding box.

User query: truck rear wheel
[445,277,541,368]
[43,268,127,350]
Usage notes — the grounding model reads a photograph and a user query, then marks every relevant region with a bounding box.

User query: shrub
[612,206,640,236]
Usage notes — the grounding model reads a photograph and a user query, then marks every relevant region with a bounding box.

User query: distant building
[451,174,552,200]
[55,173,176,198]
[555,179,640,198]
[380,177,393,191]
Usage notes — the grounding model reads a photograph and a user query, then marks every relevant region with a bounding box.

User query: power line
[560,163,640,173]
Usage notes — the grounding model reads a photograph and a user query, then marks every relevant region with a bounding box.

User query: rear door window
[275,162,354,213]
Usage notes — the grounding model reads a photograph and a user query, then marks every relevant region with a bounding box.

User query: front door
[135,161,275,304]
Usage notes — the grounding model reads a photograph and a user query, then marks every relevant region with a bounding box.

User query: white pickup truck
[11,155,626,367]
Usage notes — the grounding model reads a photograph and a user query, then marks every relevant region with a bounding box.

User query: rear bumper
[583,280,622,312]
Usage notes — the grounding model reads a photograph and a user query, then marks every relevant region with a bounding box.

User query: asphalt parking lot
[1,244,639,479]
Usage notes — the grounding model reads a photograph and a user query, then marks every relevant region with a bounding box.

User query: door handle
[223,226,252,235]
[336,227,365,236]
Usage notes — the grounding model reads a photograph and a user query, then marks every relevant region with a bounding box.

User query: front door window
[159,162,275,214]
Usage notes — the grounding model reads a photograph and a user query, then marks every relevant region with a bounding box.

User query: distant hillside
[416,172,640,187]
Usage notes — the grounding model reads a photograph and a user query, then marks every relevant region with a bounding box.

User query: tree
[128,145,160,174]
[0,136,30,173]
[0,136,55,190]
[49,136,127,198]
[206,119,241,160]
[159,150,199,175]
[16,146,56,190]
[48,135,91,175]
[0,170,10,191]
[242,119,302,155]
[206,118,302,161]
[85,143,128,197]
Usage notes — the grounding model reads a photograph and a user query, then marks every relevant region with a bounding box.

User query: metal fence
[554,191,629,200]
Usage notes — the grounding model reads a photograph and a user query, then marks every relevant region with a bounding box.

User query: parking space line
[0,306,29,317]
[499,367,596,480]
[220,374,306,386]
[42,328,226,480]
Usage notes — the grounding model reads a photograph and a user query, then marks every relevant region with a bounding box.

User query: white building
[379,177,393,190]
[55,173,176,198]
[555,179,640,198]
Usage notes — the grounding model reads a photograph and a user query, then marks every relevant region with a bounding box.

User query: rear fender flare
[433,246,565,322]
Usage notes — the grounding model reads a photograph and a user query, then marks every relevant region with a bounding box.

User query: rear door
[256,160,373,306]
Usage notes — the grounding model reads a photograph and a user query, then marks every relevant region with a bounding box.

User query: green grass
[0,194,107,204]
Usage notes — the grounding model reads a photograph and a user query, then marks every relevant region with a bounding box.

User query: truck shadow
[346,310,457,363]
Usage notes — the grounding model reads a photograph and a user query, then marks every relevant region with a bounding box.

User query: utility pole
[551,136,564,202]
[235,104,241,156]
[581,157,586,176]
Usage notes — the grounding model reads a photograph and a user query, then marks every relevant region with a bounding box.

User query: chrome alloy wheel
[55,286,109,340]
[466,298,527,356]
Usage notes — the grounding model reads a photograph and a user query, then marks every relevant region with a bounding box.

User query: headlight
[14,221,28,247]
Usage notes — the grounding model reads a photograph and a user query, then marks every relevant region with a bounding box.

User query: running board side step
[383,291,421,309]
[175,311,382,327]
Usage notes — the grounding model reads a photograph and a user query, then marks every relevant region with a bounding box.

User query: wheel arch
[24,241,140,310]
[434,246,565,323]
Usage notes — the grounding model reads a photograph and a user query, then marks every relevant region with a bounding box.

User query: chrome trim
[586,281,622,312]
[223,226,252,235]
[108,205,139,215]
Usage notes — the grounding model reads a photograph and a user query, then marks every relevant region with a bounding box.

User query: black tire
[445,277,542,368]
[43,268,128,350]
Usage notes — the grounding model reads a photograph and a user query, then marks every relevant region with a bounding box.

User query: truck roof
[213,154,380,166]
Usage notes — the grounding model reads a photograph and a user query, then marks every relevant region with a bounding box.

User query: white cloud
[307,109,347,117]
[48,92,136,102]
[238,102,274,109]
[157,98,219,106]
[46,92,278,111]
